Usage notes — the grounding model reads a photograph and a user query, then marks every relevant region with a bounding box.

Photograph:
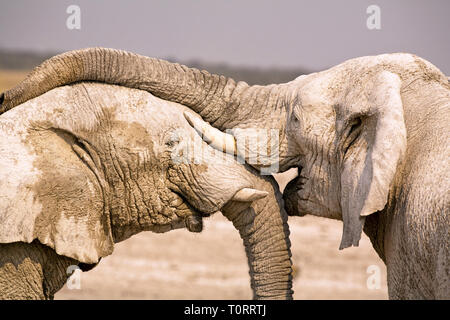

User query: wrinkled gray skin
[0,83,292,300]
[1,48,448,299]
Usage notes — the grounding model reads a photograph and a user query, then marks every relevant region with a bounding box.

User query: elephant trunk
[221,178,293,299]
[0,47,284,131]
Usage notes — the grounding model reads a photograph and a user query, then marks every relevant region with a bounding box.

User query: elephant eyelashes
[343,117,362,155]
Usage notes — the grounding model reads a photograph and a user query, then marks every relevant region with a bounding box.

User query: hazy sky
[0,0,449,73]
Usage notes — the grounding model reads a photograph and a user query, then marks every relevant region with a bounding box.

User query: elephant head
[188,53,449,250]
[1,48,447,252]
[0,82,293,299]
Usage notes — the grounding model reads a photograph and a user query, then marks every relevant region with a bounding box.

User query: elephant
[0,82,293,299]
[0,48,448,299]
[189,54,450,299]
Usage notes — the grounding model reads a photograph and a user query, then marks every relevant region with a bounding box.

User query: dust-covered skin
[0,241,76,300]
[0,83,292,299]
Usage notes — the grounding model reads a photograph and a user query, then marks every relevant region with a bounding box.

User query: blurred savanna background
[1,0,448,299]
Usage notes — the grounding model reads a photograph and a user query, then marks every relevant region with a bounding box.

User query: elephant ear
[338,71,406,249]
[0,127,114,264]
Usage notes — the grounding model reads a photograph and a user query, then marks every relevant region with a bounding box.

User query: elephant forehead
[108,88,205,150]
[110,86,189,129]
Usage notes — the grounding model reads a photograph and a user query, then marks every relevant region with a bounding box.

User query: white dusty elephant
[0,48,448,299]
[0,82,292,299]
[194,54,450,299]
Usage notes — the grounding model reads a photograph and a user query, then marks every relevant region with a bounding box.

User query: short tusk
[231,188,268,202]
[184,111,237,156]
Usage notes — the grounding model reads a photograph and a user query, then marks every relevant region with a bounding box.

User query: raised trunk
[0,48,285,132]
[221,177,293,299]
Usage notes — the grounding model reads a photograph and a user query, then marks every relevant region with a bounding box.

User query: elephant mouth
[171,189,214,233]
[283,165,308,217]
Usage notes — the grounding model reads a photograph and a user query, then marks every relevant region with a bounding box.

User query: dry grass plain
[0,70,388,299]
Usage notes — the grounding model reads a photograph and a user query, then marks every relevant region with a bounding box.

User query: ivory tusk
[184,111,237,156]
[231,188,268,202]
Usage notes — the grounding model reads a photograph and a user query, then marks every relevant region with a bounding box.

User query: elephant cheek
[168,163,252,214]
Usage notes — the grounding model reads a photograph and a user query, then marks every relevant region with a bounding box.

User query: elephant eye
[165,134,181,147]
[343,117,362,155]
[349,118,362,135]
[291,106,301,124]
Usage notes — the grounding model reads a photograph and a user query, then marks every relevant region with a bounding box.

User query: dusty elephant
[191,54,450,299]
[0,82,293,299]
[1,48,448,299]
